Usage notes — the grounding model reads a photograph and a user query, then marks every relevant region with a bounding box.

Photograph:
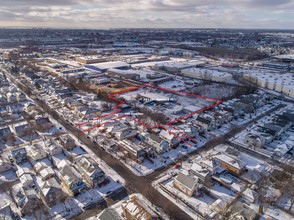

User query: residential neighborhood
[0,27,294,220]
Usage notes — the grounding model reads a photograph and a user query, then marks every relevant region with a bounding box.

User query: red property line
[74,85,143,128]
[76,83,222,146]
[81,114,126,134]
[76,83,221,128]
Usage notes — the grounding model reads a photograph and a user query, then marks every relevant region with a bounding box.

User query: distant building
[75,56,107,64]
[85,61,129,72]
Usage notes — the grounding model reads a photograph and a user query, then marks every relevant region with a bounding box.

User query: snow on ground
[154,176,215,218]
[131,58,189,68]
[86,193,171,220]
[158,80,187,91]
[69,134,125,185]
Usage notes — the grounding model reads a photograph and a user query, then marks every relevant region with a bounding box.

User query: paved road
[3,68,288,220]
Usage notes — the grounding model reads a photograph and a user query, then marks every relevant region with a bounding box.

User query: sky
[0,0,293,29]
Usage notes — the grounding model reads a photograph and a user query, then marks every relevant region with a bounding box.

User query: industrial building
[107,68,140,80]
[75,56,107,64]
[85,61,129,72]
[154,61,205,73]
[181,68,233,82]
[243,72,294,98]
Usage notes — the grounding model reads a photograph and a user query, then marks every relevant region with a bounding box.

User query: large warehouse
[181,68,233,82]
[84,61,129,72]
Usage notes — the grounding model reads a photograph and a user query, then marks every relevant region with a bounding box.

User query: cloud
[0,0,293,28]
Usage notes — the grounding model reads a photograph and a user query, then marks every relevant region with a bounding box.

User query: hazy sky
[0,0,293,29]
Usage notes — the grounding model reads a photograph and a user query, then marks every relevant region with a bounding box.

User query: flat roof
[85,61,128,71]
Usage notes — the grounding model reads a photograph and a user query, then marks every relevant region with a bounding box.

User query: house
[33,161,48,173]
[97,208,122,220]
[82,108,101,119]
[14,187,41,216]
[189,163,212,187]
[117,139,146,162]
[140,141,156,158]
[244,133,265,148]
[0,126,13,141]
[16,166,35,189]
[122,196,159,220]
[17,93,27,102]
[28,144,47,161]
[0,95,8,104]
[0,158,14,173]
[6,93,17,103]
[35,117,53,131]
[38,177,63,207]
[173,172,199,197]
[273,143,292,158]
[147,134,169,154]
[0,106,9,117]
[10,148,27,164]
[213,154,247,176]
[195,115,214,131]
[115,128,137,140]
[8,103,24,114]
[19,173,35,189]
[14,123,31,137]
[39,167,55,181]
[0,202,18,220]
[25,103,37,112]
[159,129,180,148]
[242,188,257,203]
[59,165,86,196]
[56,134,76,150]
[47,144,63,156]
[74,156,106,188]
[177,124,199,138]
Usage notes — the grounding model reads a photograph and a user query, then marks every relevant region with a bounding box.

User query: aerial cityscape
[0,1,294,220]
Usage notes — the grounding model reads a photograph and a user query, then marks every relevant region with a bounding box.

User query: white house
[147,134,169,154]
[47,144,63,156]
[173,172,198,197]
[28,144,47,161]
[159,129,180,148]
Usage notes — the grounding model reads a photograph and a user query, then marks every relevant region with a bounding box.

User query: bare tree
[256,175,270,215]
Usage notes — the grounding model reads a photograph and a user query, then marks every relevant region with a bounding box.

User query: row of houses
[0,92,27,105]
[244,108,294,157]
[94,118,184,162]
[11,153,107,216]
[192,92,273,132]
[173,152,247,198]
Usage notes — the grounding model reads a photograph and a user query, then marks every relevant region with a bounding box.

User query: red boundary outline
[75,84,222,147]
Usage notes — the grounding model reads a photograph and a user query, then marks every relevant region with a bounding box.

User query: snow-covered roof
[214,154,247,170]
[174,172,198,190]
